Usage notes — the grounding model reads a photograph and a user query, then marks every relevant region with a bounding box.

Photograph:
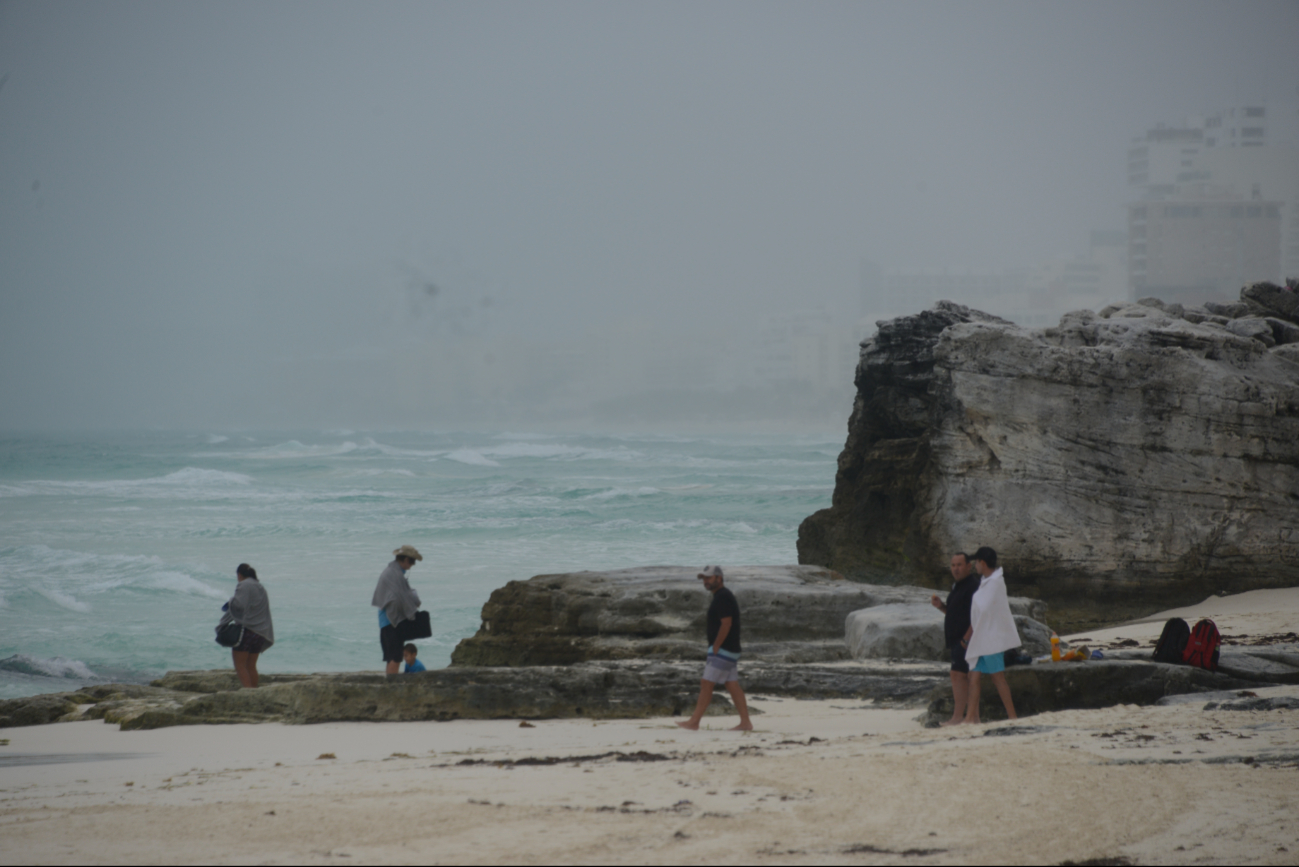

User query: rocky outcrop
[845,604,1053,661]
[448,565,952,666]
[922,659,1262,725]
[6,644,1293,731]
[799,283,1299,631]
[0,662,952,730]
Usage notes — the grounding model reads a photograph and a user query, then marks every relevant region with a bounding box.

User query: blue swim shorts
[972,652,1006,675]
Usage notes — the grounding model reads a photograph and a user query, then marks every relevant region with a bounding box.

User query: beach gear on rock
[964,567,1020,664]
[1050,632,1061,662]
[1182,618,1221,671]
[1152,617,1191,664]
[1003,649,1033,666]
[394,609,432,641]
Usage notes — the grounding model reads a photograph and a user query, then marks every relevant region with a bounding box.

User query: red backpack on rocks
[1182,618,1221,671]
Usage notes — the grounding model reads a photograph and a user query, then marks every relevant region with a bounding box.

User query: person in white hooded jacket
[959,546,1018,724]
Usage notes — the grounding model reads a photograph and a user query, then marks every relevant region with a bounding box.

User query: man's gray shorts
[702,654,738,684]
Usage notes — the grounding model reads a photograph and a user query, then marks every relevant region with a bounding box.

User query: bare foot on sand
[676,720,700,730]
[730,723,753,731]
[939,719,964,727]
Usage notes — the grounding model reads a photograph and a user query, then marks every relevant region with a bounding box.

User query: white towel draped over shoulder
[371,561,421,627]
[964,567,1020,664]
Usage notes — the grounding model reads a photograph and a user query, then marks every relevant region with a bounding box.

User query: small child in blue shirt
[402,643,426,673]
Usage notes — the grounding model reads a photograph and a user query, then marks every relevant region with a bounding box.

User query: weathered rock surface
[5,644,1292,731]
[0,662,953,730]
[846,604,948,660]
[845,602,1053,661]
[448,565,966,666]
[922,659,1261,725]
[799,284,1299,631]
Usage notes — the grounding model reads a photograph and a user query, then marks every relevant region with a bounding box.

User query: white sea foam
[348,468,417,478]
[479,442,640,461]
[584,487,660,500]
[0,467,251,498]
[242,440,360,459]
[155,467,252,485]
[0,654,99,680]
[491,432,557,441]
[35,586,92,613]
[357,438,445,458]
[445,449,500,467]
[148,572,227,599]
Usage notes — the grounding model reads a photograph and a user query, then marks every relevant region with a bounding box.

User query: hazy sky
[2,1,1297,429]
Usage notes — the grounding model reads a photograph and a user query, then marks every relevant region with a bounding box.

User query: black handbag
[216,620,245,648]
[394,610,432,642]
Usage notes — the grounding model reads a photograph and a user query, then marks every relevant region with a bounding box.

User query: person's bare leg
[962,671,982,724]
[386,661,400,675]
[724,681,753,731]
[247,652,259,688]
[990,671,1016,720]
[677,680,716,730]
[232,651,253,688]
[940,671,969,726]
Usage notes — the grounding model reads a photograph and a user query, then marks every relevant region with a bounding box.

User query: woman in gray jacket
[218,563,274,688]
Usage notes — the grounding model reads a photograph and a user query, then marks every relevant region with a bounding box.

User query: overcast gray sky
[2,1,1297,429]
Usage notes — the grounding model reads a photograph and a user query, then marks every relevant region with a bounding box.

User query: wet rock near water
[922,659,1263,726]
[798,284,1299,632]
[448,565,971,667]
[0,660,953,731]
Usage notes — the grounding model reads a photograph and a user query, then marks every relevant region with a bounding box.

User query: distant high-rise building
[1126,105,1295,300]
[1203,104,1268,149]
[1128,123,1206,197]
[1129,191,1282,305]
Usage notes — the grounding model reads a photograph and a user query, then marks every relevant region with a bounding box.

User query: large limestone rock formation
[799,283,1299,630]
[448,565,944,666]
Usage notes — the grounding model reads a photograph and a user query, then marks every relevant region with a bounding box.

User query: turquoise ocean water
[0,431,840,699]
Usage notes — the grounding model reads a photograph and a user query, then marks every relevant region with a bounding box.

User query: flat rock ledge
[922,659,1263,726]
[448,564,1048,666]
[4,647,1293,732]
[0,662,949,731]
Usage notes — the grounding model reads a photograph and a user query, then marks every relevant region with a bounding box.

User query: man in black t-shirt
[677,566,753,731]
[929,552,979,726]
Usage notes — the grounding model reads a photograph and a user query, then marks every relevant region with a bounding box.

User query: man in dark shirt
[677,565,753,731]
[930,552,979,726]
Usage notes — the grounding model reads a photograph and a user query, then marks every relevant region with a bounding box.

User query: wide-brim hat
[394,545,423,562]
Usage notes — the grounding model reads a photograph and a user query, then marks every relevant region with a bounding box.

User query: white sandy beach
[1062,587,1299,648]
[2,590,1298,866]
